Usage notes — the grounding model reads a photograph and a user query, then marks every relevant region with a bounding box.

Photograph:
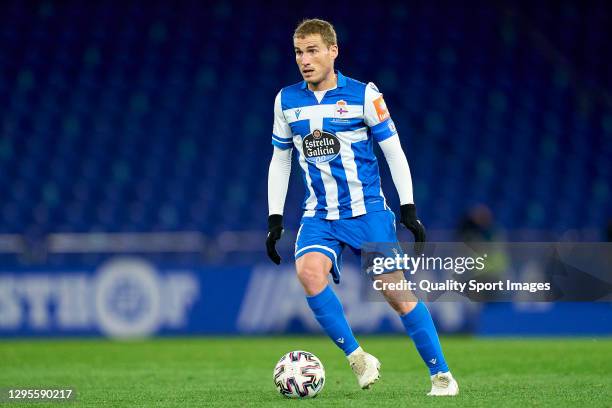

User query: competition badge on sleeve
[373,96,390,122]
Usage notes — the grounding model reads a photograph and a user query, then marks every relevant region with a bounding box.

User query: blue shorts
[294,209,400,284]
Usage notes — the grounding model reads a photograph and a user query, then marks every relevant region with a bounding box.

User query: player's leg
[295,218,359,356]
[295,219,380,389]
[374,269,450,374]
[374,270,457,394]
[397,300,458,395]
[295,251,331,295]
[339,210,458,395]
[297,252,359,356]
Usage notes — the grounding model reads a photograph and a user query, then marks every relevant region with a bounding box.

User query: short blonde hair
[294,18,337,47]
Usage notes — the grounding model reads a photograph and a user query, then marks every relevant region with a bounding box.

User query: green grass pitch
[0,336,610,407]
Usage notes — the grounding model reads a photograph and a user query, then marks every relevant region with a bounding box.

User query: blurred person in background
[456,204,497,242]
[456,204,509,300]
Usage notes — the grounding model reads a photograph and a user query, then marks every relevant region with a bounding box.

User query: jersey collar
[301,70,346,90]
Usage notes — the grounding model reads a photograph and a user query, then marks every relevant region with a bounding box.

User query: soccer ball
[273,350,325,398]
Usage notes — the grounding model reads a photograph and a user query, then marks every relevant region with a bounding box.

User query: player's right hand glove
[266,214,283,265]
[400,204,426,255]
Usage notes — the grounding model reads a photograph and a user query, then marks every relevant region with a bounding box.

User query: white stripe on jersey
[309,115,340,219]
[293,135,318,215]
[284,104,362,124]
[337,127,368,216]
[271,135,292,144]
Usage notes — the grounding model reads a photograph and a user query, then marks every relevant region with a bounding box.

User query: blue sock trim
[306,285,359,355]
[401,302,450,375]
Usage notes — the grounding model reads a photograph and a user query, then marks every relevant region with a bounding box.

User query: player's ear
[329,44,338,60]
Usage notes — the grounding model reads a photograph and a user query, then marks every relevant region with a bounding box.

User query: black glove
[400,204,426,255]
[266,214,283,264]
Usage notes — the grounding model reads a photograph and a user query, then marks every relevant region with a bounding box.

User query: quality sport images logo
[302,129,341,164]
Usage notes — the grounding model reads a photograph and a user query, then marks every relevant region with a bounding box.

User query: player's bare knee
[296,264,325,288]
[387,299,417,315]
[375,270,418,315]
[296,253,331,295]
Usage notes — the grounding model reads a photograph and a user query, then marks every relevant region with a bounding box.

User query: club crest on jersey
[303,129,340,164]
[335,100,348,117]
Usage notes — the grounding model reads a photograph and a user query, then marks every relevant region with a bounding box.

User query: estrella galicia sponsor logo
[302,129,341,164]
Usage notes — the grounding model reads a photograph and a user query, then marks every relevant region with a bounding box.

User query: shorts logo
[302,129,340,164]
[373,96,390,122]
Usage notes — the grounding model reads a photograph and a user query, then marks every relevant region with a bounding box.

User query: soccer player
[266,18,459,396]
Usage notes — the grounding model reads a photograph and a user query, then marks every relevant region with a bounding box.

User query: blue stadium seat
[0,0,609,238]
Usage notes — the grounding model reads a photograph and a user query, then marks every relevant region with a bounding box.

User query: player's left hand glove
[400,204,426,255]
[266,214,283,265]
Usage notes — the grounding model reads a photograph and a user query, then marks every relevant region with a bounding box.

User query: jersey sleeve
[364,82,398,143]
[271,90,293,150]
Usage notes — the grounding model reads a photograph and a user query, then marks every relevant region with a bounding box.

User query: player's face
[294,34,338,87]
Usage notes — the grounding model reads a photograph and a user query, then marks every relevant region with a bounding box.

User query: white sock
[431,371,452,379]
[347,346,364,359]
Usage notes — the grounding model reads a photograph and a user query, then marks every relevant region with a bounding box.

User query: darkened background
[1,0,610,236]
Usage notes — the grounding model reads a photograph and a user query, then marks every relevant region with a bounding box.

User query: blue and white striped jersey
[271,71,398,220]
